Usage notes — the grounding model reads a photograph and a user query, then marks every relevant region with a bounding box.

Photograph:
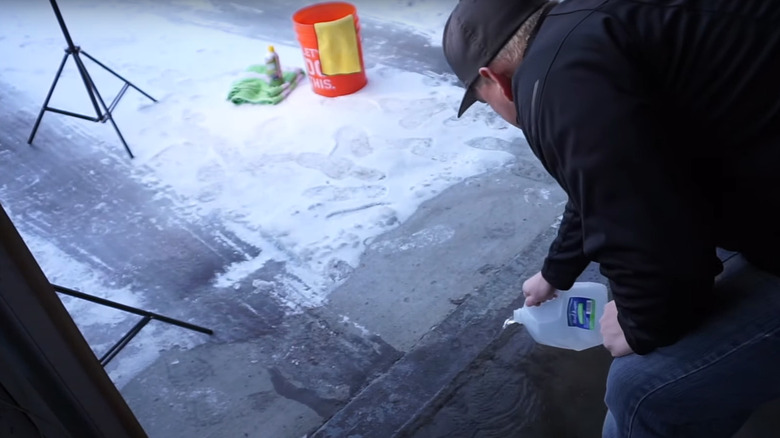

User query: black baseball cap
[443,0,548,117]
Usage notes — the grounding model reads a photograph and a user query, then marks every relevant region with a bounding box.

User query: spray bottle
[504,282,608,351]
[265,45,283,87]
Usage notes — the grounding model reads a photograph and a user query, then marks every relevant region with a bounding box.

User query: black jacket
[513,0,780,354]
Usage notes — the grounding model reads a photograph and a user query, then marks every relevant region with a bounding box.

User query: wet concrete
[309,225,608,438]
[396,264,612,438]
[400,329,611,438]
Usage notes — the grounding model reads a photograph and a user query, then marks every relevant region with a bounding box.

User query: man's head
[443,0,551,126]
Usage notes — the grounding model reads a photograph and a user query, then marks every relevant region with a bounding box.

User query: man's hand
[522,271,558,306]
[600,301,634,357]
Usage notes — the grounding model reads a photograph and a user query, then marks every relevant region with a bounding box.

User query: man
[443,0,780,436]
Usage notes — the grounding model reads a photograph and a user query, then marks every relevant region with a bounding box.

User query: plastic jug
[505,282,609,351]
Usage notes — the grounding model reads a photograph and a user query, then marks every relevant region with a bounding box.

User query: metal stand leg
[100,316,151,367]
[75,55,137,159]
[27,51,70,145]
[82,51,157,103]
[53,284,213,367]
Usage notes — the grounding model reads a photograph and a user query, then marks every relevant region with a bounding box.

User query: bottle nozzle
[268,45,276,53]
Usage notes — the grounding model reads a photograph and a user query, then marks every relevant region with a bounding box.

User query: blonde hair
[476,5,548,88]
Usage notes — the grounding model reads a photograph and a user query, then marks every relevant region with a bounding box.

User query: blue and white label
[567,297,596,330]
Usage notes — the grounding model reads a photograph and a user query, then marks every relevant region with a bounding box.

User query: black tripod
[53,284,213,367]
[28,0,157,159]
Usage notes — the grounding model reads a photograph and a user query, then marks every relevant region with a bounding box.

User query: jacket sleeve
[536,31,717,355]
[542,199,590,291]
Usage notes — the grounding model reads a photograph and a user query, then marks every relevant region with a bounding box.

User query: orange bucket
[293,2,368,97]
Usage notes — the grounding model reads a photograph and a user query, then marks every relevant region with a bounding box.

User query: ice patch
[371,224,456,254]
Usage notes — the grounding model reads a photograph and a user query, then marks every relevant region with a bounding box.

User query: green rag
[227,65,305,105]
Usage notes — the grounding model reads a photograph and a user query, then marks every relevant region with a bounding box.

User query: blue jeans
[603,253,780,438]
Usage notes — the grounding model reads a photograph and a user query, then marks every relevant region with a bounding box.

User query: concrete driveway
[1,1,776,437]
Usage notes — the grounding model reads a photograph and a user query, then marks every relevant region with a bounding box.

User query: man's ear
[478,67,514,101]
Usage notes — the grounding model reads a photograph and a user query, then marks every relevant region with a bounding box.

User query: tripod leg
[99,316,151,367]
[103,110,135,159]
[28,51,70,145]
[72,51,103,120]
[53,284,214,335]
[91,88,135,158]
[75,55,136,159]
[81,51,157,103]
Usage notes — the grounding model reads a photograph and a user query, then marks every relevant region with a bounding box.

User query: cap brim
[457,86,479,117]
